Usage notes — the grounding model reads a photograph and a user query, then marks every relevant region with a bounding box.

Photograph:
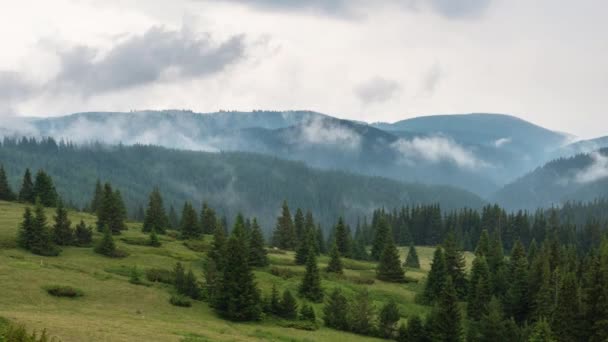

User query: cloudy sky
[0,0,606,138]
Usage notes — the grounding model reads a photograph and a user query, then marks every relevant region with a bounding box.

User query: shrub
[269,267,296,279]
[1,323,61,342]
[170,294,192,307]
[146,268,175,284]
[44,285,83,298]
[129,266,145,285]
[277,320,319,331]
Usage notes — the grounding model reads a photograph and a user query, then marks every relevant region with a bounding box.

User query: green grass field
[0,200,472,341]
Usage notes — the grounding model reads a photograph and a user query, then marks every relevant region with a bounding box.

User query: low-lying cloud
[391,135,487,169]
[355,77,401,104]
[575,152,608,184]
[494,137,512,148]
[295,117,361,149]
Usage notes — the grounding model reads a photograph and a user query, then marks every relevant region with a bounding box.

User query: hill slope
[0,140,484,232]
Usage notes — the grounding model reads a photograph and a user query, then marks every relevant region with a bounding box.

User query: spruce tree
[200,202,216,234]
[476,229,490,256]
[304,211,319,254]
[299,248,323,302]
[17,207,35,250]
[73,220,93,246]
[269,284,281,315]
[180,202,200,239]
[401,315,425,342]
[529,319,556,342]
[334,217,352,258]
[33,170,58,207]
[552,272,583,342]
[214,218,262,321]
[467,256,491,320]
[443,232,468,299]
[316,224,326,254]
[148,228,161,247]
[377,234,405,283]
[183,269,200,300]
[272,200,295,250]
[430,276,464,342]
[475,297,519,342]
[142,187,169,233]
[295,226,316,265]
[90,179,103,213]
[423,247,447,304]
[279,289,298,320]
[350,289,376,336]
[352,234,369,261]
[95,225,118,257]
[168,205,179,230]
[294,208,305,241]
[248,218,268,267]
[323,288,349,331]
[96,183,125,233]
[404,243,420,268]
[208,220,227,270]
[174,262,186,294]
[18,168,35,203]
[0,165,15,201]
[326,242,343,274]
[378,299,400,338]
[299,303,316,322]
[52,200,73,246]
[505,239,529,323]
[371,216,390,260]
[582,240,608,342]
[29,199,59,256]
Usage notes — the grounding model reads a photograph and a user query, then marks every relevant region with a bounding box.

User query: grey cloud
[428,0,492,18]
[0,71,36,102]
[355,77,400,104]
[421,63,442,94]
[54,26,247,95]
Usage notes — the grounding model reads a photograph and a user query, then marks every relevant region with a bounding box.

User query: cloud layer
[391,135,487,169]
[355,77,401,104]
[575,152,608,184]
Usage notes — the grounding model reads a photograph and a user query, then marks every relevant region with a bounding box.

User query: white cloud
[391,135,487,169]
[575,152,608,184]
[294,117,361,149]
[354,77,401,104]
[494,137,511,147]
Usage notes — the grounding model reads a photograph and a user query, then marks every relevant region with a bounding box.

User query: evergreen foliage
[200,202,216,234]
[33,170,58,207]
[423,246,447,304]
[279,290,298,320]
[248,218,268,267]
[404,243,420,268]
[52,200,73,246]
[323,288,349,331]
[73,220,93,246]
[371,216,390,260]
[378,299,400,339]
[299,304,316,322]
[443,232,468,299]
[179,202,200,239]
[376,234,405,283]
[299,248,323,302]
[272,201,295,250]
[96,183,125,233]
[350,289,376,336]
[18,168,35,203]
[429,276,463,342]
[0,164,15,201]
[325,242,343,274]
[148,228,161,247]
[142,187,169,233]
[529,319,556,342]
[94,225,124,258]
[89,180,103,214]
[334,217,352,258]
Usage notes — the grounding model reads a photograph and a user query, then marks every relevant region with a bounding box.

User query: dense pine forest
[2,162,608,341]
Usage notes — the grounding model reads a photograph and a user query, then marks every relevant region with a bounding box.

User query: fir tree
[401,315,425,342]
[334,217,352,258]
[350,289,376,336]
[200,202,216,234]
[529,318,556,342]
[467,256,491,320]
[29,199,59,256]
[423,247,447,304]
[323,288,349,331]
[304,211,319,254]
[475,297,519,342]
[443,232,468,299]
[183,269,200,300]
[378,299,400,339]
[505,239,529,323]
[18,168,35,203]
[294,208,305,241]
[33,170,58,207]
[90,179,103,213]
[179,202,200,239]
[214,218,262,321]
[269,284,281,315]
[582,240,608,342]
[404,243,420,269]
[174,262,186,294]
[299,303,316,322]
[17,207,35,250]
[95,225,118,257]
[52,200,73,246]
[148,228,161,247]
[0,164,15,201]
[295,226,316,265]
[552,272,583,342]
[326,242,343,274]
[272,200,295,250]
[376,234,405,283]
[299,248,323,302]
[352,235,369,261]
[73,220,93,246]
[248,218,268,267]
[430,276,464,342]
[279,289,298,320]
[476,229,490,256]
[96,183,125,233]
[142,187,169,233]
[371,216,390,260]
[208,220,227,270]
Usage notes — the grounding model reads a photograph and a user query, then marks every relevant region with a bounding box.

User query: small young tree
[129,266,143,285]
[404,244,420,269]
[323,288,350,331]
[183,269,200,300]
[248,218,268,267]
[29,199,59,256]
[95,225,118,257]
[52,200,73,246]
[350,289,376,336]
[269,284,281,315]
[73,220,93,246]
[378,299,401,338]
[326,241,343,274]
[400,315,425,342]
[299,248,323,302]
[148,228,161,247]
[279,289,298,320]
[300,303,316,322]
[376,234,405,283]
[423,247,447,304]
[180,202,200,239]
[142,187,169,233]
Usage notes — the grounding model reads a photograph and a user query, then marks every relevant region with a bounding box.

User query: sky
[0,0,607,138]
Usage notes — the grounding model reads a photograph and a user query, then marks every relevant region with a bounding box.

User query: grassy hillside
[0,200,473,342]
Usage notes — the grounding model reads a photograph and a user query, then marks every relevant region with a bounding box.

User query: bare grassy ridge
[0,200,472,341]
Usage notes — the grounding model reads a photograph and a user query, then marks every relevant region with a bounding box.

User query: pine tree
[272,200,296,250]
[0,164,15,201]
[323,288,349,331]
[17,207,35,250]
[248,218,268,267]
[377,234,405,283]
[423,247,447,304]
[299,248,323,302]
[505,239,529,323]
[214,218,262,321]
[299,303,316,322]
[95,225,118,257]
[183,269,200,300]
[552,272,583,342]
[294,208,305,241]
[179,202,200,239]
[18,168,35,203]
[33,170,58,207]
[174,262,186,294]
[96,183,125,233]
[208,220,227,270]
[142,187,169,233]
[28,199,59,256]
[371,216,390,260]
[443,232,468,299]
[529,318,556,342]
[90,179,103,213]
[73,220,92,246]
[295,226,316,265]
[200,202,216,234]
[279,289,298,320]
[148,228,161,247]
[467,256,491,320]
[52,200,73,246]
[334,217,352,258]
[379,299,400,338]
[326,242,343,274]
[269,284,281,315]
[475,297,519,342]
[350,289,376,335]
[401,315,425,342]
[404,243,420,268]
[430,276,464,342]
[476,229,490,256]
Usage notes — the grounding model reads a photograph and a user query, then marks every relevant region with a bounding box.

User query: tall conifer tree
[299,248,323,302]
[143,187,169,233]
[18,168,35,203]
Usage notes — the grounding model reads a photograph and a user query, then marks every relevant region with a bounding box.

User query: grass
[0,200,473,341]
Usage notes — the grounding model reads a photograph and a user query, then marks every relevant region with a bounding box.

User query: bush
[1,323,61,342]
[269,267,297,279]
[44,285,83,298]
[146,268,175,284]
[277,320,319,331]
[170,294,192,307]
